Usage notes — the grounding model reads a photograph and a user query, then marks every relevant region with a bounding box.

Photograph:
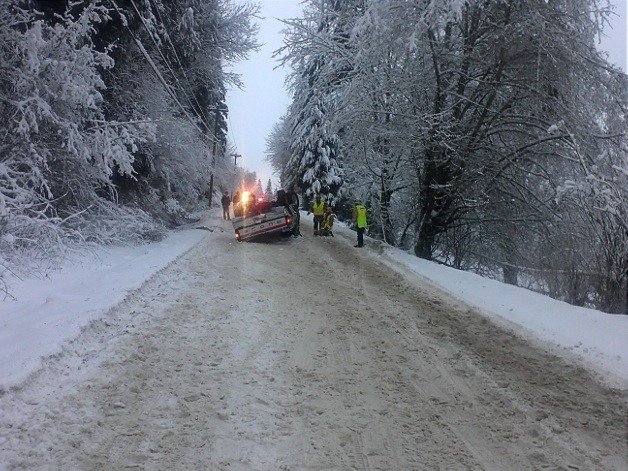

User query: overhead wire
[226,111,243,168]
[130,0,216,135]
[108,0,217,143]
[146,0,239,163]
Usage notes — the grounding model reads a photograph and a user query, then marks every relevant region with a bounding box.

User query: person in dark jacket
[286,187,300,211]
[221,191,231,220]
[232,191,243,217]
[286,187,301,236]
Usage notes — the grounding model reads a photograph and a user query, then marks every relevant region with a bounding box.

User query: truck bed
[231,204,296,241]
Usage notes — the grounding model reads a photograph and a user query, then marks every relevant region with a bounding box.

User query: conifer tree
[272,0,626,312]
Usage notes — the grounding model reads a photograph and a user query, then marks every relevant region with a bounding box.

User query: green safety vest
[323,213,335,229]
[356,205,367,228]
[313,200,325,215]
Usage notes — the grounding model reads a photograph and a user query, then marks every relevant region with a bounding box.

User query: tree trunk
[414,230,435,260]
[415,182,438,260]
[414,145,453,261]
[503,265,518,286]
[379,184,395,246]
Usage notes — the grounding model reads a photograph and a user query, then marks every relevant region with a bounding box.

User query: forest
[0,0,626,313]
[267,0,627,314]
[0,0,259,286]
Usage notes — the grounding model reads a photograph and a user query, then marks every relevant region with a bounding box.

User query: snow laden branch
[269,0,627,312]
[0,0,259,294]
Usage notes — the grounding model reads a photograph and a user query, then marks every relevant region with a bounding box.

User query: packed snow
[1,210,626,392]
[1,210,626,469]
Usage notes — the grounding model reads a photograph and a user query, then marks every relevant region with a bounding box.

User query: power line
[136,0,237,170]
[227,112,240,163]
[108,0,217,143]
[130,0,216,136]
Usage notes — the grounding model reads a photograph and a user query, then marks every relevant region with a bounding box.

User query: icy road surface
[1,218,626,470]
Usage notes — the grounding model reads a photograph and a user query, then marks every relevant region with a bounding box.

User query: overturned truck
[231,191,299,242]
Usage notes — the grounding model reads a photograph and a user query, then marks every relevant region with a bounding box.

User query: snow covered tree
[0,0,157,279]
[265,114,293,187]
[100,0,259,212]
[231,167,258,195]
[276,0,626,312]
[288,93,343,200]
[0,0,260,293]
[537,68,627,313]
[279,0,352,201]
[328,0,420,245]
[254,179,264,197]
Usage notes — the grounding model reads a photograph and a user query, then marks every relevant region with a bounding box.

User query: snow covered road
[1,217,626,469]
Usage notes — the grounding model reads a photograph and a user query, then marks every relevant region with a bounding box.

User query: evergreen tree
[274,0,627,312]
[255,179,264,196]
[0,0,260,288]
[288,93,343,200]
[279,0,356,201]
[266,113,296,188]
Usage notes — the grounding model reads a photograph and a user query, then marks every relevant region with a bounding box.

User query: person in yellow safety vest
[320,206,335,237]
[352,200,367,247]
[308,194,326,235]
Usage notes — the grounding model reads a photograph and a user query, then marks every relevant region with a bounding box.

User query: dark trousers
[313,215,323,233]
[356,226,365,246]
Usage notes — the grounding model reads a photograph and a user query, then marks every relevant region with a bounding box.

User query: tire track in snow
[0,214,625,470]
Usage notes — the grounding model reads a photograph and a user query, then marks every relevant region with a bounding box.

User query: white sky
[599,0,628,70]
[226,0,305,188]
[226,0,627,188]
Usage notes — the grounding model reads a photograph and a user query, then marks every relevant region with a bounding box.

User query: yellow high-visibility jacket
[353,204,367,228]
[312,200,325,216]
[322,212,335,230]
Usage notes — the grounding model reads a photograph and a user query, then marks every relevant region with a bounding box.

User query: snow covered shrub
[102,44,214,223]
[69,202,165,245]
[163,197,187,220]
[0,1,154,285]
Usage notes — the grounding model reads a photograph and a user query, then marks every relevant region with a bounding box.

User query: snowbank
[382,247,628,388]
[0,229,207,390]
